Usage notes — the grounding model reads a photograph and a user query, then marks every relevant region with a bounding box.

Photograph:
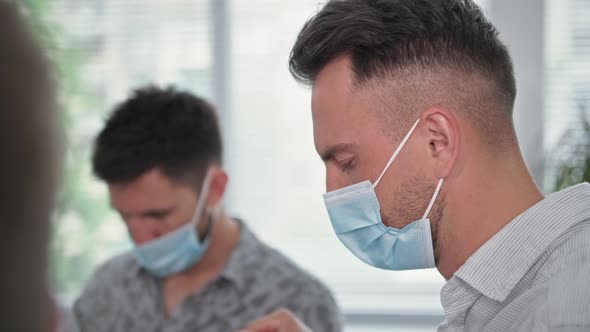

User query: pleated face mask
[134,171,214,277]
[323,119,444,270]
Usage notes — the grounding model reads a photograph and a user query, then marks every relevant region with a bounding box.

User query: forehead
[311,56,354,118]
[311,56,392,153]
[108,169,194,210]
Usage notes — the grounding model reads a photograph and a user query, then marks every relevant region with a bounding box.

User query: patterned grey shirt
[62,222,341,332]
[439,183,590,332]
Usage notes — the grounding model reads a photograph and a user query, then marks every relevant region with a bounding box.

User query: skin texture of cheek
[381,174,446,261]
[381,175,433,229]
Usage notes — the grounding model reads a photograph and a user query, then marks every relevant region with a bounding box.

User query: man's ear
[208,168,228,208]
[422,107,460,179]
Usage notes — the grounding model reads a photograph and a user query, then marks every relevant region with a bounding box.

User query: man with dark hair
[244,0,590,331]
[0,1,61,332]
[62,86,340,332]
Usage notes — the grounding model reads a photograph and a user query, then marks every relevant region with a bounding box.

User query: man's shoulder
[95,251,138,279]
[543,218,590,272]
[484,220,590,331]
[238,227,341,331]
[504,261,590,332]
[543,261,590,329]
[80,251,138,296]
[545,218,590,296]
[530,218,590,292]
[67,252,139,329]
[239,227,335,298]
[528,219,590,327]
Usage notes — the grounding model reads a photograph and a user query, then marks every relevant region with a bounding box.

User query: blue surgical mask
[323,119,444,270]
[134,171,215,278]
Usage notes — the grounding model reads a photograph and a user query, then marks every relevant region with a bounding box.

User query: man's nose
[127,220,161,244]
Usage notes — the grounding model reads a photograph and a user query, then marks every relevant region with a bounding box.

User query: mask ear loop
[191,169,215,240]
[373,119,421,188]
[423,178,444,219]
[202,201,224,241]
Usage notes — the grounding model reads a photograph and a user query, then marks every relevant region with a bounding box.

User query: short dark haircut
[0,2,58,331]
[92,86,222,187]
[290,0,517,140]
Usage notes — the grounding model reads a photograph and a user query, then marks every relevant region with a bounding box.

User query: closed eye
[141,208,174,220]
[319,143,358,172]
[337,157,356,172]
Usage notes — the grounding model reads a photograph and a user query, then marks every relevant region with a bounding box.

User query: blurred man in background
[61,86,340,332]
[245,0,590,331]
[0,1,61,331]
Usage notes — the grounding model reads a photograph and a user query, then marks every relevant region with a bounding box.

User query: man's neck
[437,153,544,279]
[162,212,241,315]
[184,212,241,276]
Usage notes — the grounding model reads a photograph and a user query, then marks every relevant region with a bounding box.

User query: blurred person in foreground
[0,1,61,332]
[61,86,340,332]
[244,0,590,331]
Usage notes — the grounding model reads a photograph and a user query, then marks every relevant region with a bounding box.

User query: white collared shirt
[439,183,590,332]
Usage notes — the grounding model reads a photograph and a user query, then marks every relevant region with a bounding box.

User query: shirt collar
[454,183,590,302]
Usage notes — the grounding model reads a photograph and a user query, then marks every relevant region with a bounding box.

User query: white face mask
[133,170,215,277]
[323,119,444,270]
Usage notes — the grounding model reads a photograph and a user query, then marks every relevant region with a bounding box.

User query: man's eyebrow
[319,143,356,162]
